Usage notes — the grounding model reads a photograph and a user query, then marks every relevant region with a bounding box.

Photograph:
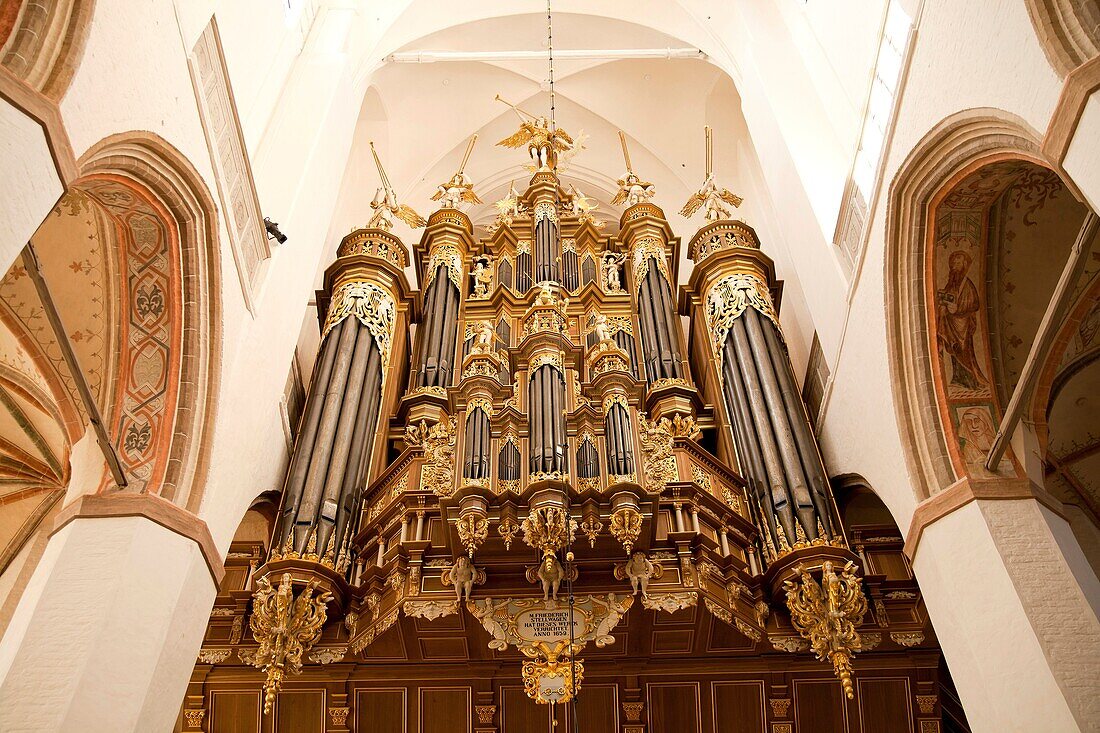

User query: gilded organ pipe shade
[636,262,683,383]
[417,263,460,388]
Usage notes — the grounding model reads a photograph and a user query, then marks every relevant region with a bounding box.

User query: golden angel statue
[495,95,575,170]
[488,181,524,233]
[432,135,482,210]
[680,172,743,221]
[681,126,744,221]
[566,184,600,224]
[368,185,427,230]
[470,256,494,298]
[611,171,655,207]
[432,170,482,209]
[367,142,426,231]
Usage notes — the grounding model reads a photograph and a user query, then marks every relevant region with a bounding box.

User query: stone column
[0,448,223,733]
[906,478,1100,733]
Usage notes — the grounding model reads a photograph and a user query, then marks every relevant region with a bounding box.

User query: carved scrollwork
[321,281,397,362]
[704,272,781,363]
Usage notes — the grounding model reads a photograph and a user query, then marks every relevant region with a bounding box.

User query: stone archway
[885,109,1045,499]
[0,0,94,99]
[0,132,221,589]
[1026,0,1100,77]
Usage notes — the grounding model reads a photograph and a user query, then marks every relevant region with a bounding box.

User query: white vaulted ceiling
[295,0,889,374]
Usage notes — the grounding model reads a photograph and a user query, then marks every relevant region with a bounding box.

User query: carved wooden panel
[795,680,848,733]
[501,686,544,733]
[420,687,471,733]
[275,690,323,732]
[712,681,765,733]
[356,688,406,733]
[857,678,912,733]
[210,691,260,733]
[648,683,701,733]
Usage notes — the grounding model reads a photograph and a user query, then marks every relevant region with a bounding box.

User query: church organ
[184,148,954,733]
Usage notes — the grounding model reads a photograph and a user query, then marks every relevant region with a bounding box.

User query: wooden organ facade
[181,169,965,733]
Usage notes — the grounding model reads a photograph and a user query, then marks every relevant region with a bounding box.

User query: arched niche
[0,132,220,516]
[885,110,1044,498]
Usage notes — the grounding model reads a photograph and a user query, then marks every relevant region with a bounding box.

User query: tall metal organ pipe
[712,282,839,549]
[416,263,460,388]
[271,261,397,570]
[529,364,568,474]
[636,261,684,384]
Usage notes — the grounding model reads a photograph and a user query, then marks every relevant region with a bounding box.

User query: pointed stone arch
[70,132,222,512]
[884,109,1046,499]
[0,0,94,99]
[1025,0,1100,77]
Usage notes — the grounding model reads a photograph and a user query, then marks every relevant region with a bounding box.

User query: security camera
[264,217,288,244]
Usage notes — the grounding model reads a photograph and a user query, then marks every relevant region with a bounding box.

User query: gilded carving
[321,281,397,362]
[249,573,332,713]
[609,506,643,554]
[705,272,781,363]
[783,561,868,699]
[405,417,457,497]
[769,698,792,718]
[522,506,577,557]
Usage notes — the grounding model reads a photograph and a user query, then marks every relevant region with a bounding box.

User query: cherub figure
[614,552,663,598]
[470,320,498,354]
[470,256,493,298]
[497,115,575,170]
[681,172,743,222]
[612,172,655,207]
[530,554,567,598]
[535,281,558,306]
[588,313,615,347]
[602,251,626,292]
[443,556,485,601]
[432,171,482,209]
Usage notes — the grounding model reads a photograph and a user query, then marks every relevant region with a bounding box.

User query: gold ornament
[456,514,489,557]
[579,515,603,548]
[405,418,457,497]
[609,506,643,554]
[249,573,332,714]
[321,282,397,362]
[638,413,680,495]
[705,273,781,364]
[522,658,585,704]
[522,506,577,556]
[783,561,868,700]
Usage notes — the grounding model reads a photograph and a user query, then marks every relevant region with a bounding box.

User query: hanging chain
[547,0,556,132]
